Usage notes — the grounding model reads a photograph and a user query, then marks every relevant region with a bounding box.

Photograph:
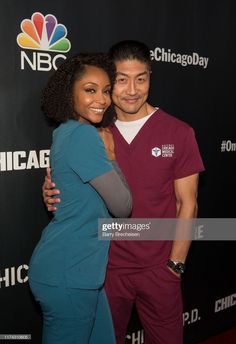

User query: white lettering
[52,54,66,70]
[37,53,52,71]
[215,293,236,312]
[40,149,50,167]
[226,140,232,152]
[0,265,28,288]
[183,308,201,326]
[193,52,199,65]
[21,51,37,70]
[17,265,29,283]
[203,57,209,69]
[13,151,26,170]
[27,151,39,169]
[21,51,67,71]
[126,330,144,344]
[0,150,50,172]
[150,47,209,69]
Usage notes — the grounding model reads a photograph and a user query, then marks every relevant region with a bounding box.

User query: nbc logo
[16,12,71,71]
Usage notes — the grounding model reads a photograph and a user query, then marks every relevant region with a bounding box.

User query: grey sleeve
[89,161,132,218]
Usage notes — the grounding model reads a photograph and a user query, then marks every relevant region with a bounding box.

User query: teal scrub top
[29,120,113,289]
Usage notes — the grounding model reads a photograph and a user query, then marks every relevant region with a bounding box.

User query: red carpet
[199,327,236,344]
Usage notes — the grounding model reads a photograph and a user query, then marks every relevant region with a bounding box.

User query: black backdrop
[0,1,236,343]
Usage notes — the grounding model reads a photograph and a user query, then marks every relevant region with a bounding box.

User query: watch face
[175,263,185,273]
[167,259,185,274]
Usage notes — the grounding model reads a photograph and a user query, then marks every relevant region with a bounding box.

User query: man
[43,40,204,344]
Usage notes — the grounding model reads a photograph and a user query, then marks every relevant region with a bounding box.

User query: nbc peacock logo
[17,12,71,71]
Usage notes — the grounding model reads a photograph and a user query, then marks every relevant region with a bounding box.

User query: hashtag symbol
[221,141,226,152]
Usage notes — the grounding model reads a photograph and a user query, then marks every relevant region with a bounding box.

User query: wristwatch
[167,259,186,274]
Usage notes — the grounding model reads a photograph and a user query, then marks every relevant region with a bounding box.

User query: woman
[28,53,132,344]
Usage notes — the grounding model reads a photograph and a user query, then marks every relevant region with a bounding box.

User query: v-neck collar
[111,108,161,148]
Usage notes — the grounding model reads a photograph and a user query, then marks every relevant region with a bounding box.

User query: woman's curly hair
[41,53,116,126]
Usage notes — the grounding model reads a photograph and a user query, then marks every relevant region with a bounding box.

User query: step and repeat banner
[0,1,235,343]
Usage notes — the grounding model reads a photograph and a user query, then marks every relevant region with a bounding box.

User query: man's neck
[116,103,156,122]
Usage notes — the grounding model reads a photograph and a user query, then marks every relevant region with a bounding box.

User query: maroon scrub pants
[105,263,183,344]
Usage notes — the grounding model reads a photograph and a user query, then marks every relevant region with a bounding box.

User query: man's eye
[137,78,145,83]
[116,78,127,84]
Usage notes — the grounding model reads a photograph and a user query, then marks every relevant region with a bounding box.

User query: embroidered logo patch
[151,144,175,157]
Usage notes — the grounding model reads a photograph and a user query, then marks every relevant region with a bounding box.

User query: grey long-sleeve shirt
[90,161,132,218]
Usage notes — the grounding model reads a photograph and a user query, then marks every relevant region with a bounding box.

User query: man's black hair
[108,40,151,70]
